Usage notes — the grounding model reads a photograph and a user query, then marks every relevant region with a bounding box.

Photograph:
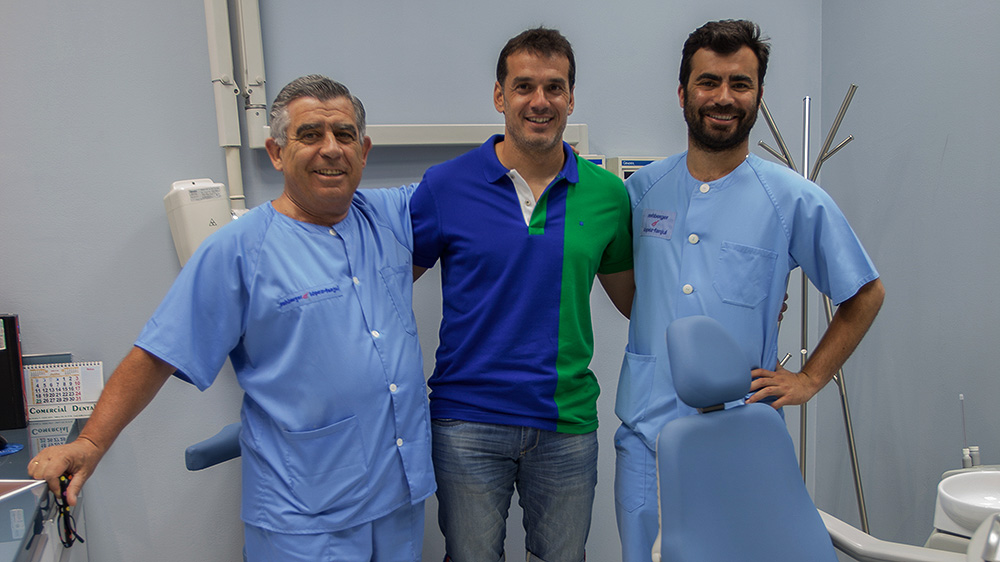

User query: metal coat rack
[757,84,870,534]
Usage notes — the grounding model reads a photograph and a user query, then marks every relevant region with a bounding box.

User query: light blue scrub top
[136,187,435,533]
[618,153,879,449]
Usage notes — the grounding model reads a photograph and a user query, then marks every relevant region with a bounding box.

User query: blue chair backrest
[656,315,838,562]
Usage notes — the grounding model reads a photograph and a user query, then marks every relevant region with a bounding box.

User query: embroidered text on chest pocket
[712,241,778,308]
[276,283,344,312]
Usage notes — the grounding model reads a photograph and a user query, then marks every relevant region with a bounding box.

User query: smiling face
[264,96,371,225]
[679,46,761,153]
[494,50,575,156]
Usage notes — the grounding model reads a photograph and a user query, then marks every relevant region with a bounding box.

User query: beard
[684,89,759,152]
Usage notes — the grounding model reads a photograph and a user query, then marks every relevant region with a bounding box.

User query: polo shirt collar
[481,134,579,185]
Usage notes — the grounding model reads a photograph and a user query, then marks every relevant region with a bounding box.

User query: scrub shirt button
[682,284,694,294]
[396,438,404,447]
[700,183,710,193]
[688,233,700,244]
[352,276,360,285]
[389,383,398,393]
[371,330,381,338]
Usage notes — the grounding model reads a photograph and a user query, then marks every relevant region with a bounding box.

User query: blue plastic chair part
[185,422,242,471]
[656,315,838,562]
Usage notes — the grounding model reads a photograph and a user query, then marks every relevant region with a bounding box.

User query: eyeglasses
[53,475,85,549]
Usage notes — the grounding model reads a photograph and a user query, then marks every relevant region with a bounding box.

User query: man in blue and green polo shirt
[411,27,634,562]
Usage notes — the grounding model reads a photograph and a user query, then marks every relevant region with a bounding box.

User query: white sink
[938,471,1000,535]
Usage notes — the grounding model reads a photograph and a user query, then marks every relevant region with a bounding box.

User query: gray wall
[813,0,1000,548]
[0,0,993,560]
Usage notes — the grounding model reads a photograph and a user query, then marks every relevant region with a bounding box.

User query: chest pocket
[713,241,778,309]
[380,264,418,336]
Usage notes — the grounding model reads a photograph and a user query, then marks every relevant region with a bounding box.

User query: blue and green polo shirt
[411,135,633,433]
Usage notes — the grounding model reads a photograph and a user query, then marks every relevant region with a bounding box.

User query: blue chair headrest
[665,316,751,409]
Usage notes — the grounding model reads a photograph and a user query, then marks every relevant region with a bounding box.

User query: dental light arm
[203,0,246,212]
[233,0,268,149]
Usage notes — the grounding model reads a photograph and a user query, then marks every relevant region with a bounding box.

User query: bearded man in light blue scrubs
[614,20,886,562]
[28,75,435,562]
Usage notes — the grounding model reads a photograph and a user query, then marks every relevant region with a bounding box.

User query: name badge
[641,209,675,239]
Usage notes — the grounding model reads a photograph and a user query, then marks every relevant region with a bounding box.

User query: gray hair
[269,75,367,146]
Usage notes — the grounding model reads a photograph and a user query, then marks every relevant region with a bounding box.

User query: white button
[682,284,694,294]
[352,276,360,285]
[389,384,398,393]
[328,228,337,236]
[396,438,404,447]
[700,183,710,193]
[688,233,700,244]
[371,330,381,338]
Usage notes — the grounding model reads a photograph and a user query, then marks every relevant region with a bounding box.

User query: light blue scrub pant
[243,500,425,562]
[614,424,660,562]
[432,420,598,562]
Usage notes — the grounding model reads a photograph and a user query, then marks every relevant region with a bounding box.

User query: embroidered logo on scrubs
[277,283,343,311]
[641,209,675,239]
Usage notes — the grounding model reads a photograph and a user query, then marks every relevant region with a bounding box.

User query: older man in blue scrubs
[28,75,435,561]
[614,21,886,561]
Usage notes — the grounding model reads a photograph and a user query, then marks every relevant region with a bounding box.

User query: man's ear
[359,136,372,167]
[493,81,505,113]
[264,137,284,171]
[677,84,686,109]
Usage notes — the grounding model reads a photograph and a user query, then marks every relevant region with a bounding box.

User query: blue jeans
[432,420,598,562]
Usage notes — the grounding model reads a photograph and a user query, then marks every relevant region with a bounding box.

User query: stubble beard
[684,89,759,153]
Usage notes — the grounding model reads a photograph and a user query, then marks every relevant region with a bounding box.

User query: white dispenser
[164,179,232,266]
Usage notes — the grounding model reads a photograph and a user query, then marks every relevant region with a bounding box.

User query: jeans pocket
[282,416,370,515]
[712,241,777,308]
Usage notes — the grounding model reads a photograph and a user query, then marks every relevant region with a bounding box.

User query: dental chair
[653,315,997,562]
[652,315,838,562]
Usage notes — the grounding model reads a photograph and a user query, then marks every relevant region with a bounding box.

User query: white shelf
[367,123,589,153]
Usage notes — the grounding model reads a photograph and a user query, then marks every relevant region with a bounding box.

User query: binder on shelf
[0,314,27,430]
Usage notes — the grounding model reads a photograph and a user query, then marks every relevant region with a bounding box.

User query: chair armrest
[184,422,242,471]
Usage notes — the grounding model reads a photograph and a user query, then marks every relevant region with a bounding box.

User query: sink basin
[939,471,1000,535]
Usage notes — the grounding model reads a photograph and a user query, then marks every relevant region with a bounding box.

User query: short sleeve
[135,226,249,390]
[598,182,634,275]
[788,185,878,305]
[410,176,443,269]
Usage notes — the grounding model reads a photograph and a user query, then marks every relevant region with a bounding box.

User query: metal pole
[798,96,811,479]
[811,85,870,532]
[758,98,798,173]
[810,85,857,182]
[823,296,870,532]
[757,88,870,531]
